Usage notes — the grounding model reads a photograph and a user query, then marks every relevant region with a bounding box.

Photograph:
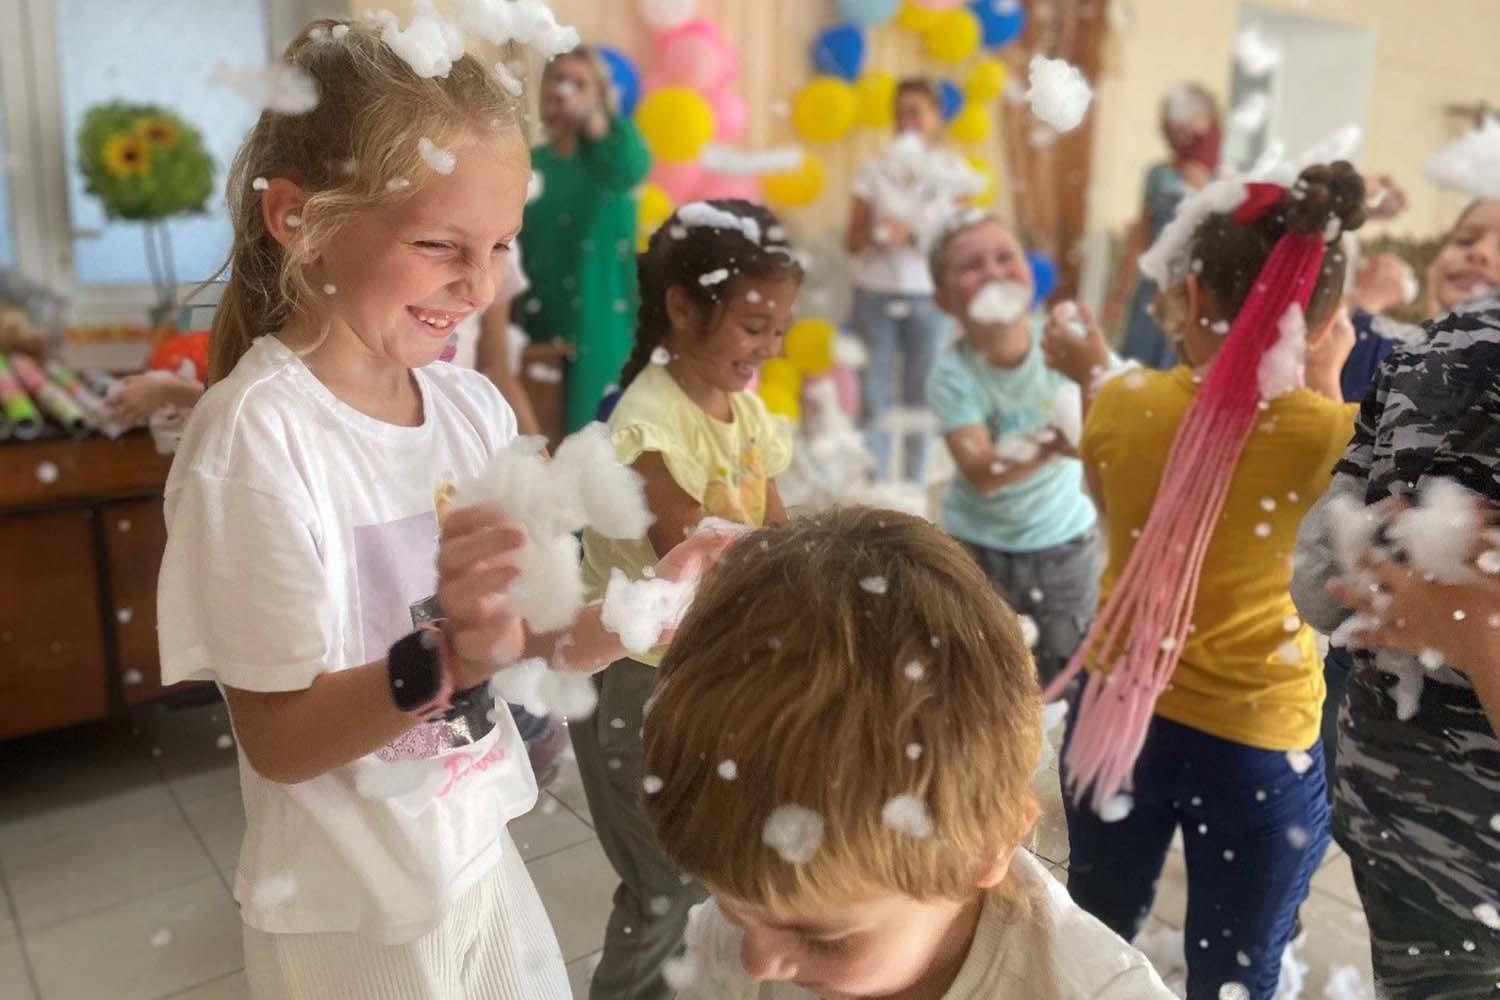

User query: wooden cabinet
[0,432,184,741]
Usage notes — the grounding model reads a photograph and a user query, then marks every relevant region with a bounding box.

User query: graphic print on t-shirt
[701,439,768,525]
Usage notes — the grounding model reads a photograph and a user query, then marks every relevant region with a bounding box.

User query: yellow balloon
[792,77,857,143]
[763,152,827,208]
[923,9,981,64]
[949,104,992,144]
[635,87,715,164]
[636,182,674,252]
[759,358,803,391]
[757,381,801,422]
[965,153,998,208]
[895,0,939,32]
[784,318,837,376]
[964,58,1008,104]
[855,71,897,129]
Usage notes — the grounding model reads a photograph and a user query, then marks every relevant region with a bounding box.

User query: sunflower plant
[76,102,215,325]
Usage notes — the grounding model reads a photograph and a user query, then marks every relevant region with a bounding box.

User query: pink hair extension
[1043,230,1329,813]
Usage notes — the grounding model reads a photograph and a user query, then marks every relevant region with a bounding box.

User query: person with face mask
[1104,83,1223,371]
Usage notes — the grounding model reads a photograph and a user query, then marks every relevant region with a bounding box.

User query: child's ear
[974,798,1041,890]
[664,285,701,337]
[262,178,310,250]
[933,280,960,318]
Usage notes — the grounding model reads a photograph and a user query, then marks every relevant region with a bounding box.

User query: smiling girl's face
[1426,199,1500,316]
[311,130,530,370]
[665,275,801,394]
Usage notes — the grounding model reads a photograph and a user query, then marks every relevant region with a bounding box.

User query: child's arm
[764,480,789,525]
[943,426,1071,496]
[222,504,528,784]
[108,373,204,426]
[635,450,711,558]
[475,303,541,438]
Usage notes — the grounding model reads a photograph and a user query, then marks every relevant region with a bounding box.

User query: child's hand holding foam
[435,503,529,689]
[1042,301,1111,387]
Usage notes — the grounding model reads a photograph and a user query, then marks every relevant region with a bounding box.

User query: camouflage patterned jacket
[1291,294,1500,957]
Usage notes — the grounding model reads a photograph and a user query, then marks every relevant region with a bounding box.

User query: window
[55,0,270,287]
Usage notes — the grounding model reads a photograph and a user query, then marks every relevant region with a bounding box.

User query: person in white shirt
[637,507,1174,1000]
[158,21,728,999]
[845,79,983,485]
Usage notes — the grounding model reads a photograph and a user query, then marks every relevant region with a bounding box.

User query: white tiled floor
[0,701,1374,999]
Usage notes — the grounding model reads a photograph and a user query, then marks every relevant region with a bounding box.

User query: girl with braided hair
[1040,162,1368,1000]
[573,198,802,999]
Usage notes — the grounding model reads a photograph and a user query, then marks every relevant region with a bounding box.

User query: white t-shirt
[157,336,537,945]
[851,138,980,296]
[675,852,1173,999]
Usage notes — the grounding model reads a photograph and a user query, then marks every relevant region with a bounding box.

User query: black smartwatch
[388,629,446,713]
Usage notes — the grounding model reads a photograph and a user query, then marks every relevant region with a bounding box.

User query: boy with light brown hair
[640,507,1170,999]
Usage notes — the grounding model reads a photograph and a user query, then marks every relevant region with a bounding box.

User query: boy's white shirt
[675,852,1173,999]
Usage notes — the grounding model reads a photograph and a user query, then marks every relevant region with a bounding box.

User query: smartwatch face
[406,593,497,748]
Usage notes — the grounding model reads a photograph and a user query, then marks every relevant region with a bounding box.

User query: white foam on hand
[1388,478,1485,583]
[600,569,695,655]
[487,657,599,719]
[454,424,653,634]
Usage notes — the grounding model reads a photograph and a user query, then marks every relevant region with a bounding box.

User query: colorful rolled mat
[0,354,43,439]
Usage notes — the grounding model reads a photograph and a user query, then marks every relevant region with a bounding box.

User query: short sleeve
[613,421,710,504]
[925,350,985,432]
[158,473,336,692]
[745,393,793,478]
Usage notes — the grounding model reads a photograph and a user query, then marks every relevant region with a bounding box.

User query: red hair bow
[1232,182,1285,225]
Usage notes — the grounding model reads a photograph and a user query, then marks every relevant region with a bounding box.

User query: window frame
[1,0,335,323]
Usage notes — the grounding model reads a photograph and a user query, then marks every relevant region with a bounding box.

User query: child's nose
[740,930,799,982]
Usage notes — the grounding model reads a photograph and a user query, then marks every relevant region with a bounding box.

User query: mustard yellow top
[581,363,793,667]
[1080,367,1357,751]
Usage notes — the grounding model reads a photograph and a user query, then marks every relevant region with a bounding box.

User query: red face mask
[1175,127,1223,171]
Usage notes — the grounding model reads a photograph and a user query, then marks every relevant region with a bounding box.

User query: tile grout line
[0,855,44,1000]
[161,771,236,898]
[156,967,246,1000]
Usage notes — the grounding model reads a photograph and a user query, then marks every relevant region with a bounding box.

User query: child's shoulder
[179,337,309,479]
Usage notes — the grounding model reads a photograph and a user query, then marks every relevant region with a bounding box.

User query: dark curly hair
[619,199,804,390]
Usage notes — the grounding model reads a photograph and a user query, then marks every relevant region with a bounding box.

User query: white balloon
[638,0,695,32]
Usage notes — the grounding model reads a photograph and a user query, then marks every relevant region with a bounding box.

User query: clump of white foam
[701,145,805,176]
[1286,750,1314,775]
[1322,965,1375,1000]
[1258,304,1308,400]
[456,0,580,61]
[763,805,825,864]
[368,4,467,79]
[1052,382,1083,447]
[1423,118,1500,201]
[698,268,730,287]
[493,61,524,97]
[454,425,653,634]
[1369,315,1426,347]
[1387,478,1485,583]
[1235,24,1283,77]
[1228,93,1271,135]
[418,137,457,175]
[1024,55,1092,133]
[600,569,694,655]
[882,795,935,838]
[1099,793,1134,822]
[488,657,599,719]
[969,280,1031,324]
[677,201,762,245]
[1139,180,1249,288]
[208,62,320,114]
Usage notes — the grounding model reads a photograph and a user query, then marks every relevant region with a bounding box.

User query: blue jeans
[851,288,951,482]
[1061,712,1330,1000]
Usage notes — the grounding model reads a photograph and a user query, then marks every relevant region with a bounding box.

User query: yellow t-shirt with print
[581,363,793,667]
[1080,367,1357,752]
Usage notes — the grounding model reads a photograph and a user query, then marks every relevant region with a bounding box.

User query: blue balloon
[969,0,1027,48]
[937,80,963,122]
[812,24,866,82]
[598,46,640,117]
[837,0,901,26]
[1027,251,1058,305]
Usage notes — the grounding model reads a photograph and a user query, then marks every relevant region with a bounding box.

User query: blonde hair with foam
[642,506,1042,919]
[206,18,525,382]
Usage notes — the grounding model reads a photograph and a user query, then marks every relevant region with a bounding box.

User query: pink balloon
[651,160,706,202]
[910,0,966,6]
[708,87,747,141]
[698,172,762,201]
[656,19,738,92]
[833,365,861,418]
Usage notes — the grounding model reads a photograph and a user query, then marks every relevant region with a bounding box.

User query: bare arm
[634,451,710,558]
[764,480,788,526]
[846,196,876,255]
[943,425,1069,496]
[475,300,542,438]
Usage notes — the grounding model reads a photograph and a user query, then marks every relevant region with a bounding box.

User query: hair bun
[1285,161,1367,240]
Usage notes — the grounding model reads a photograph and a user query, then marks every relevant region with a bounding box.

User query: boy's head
[928,213,1035,328]
[894,78,944,142]
[643,507,1042,996]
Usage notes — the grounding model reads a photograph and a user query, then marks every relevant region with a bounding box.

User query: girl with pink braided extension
[1037,162,1366,1000]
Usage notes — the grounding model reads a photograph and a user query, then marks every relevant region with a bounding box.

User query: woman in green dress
[519,47,651,434]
